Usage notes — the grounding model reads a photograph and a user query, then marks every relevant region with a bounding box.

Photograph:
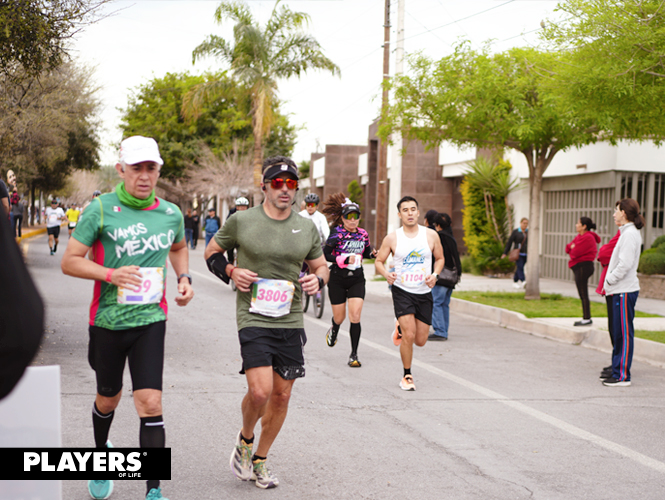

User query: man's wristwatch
[317,276,325,291]
[178,273,193,284]
[432,273,439,280]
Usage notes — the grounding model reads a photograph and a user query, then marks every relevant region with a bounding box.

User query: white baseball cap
[119,136,164,166]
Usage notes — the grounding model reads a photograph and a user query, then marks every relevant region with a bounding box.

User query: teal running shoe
[146,487,169,500]
[87,480,113,499]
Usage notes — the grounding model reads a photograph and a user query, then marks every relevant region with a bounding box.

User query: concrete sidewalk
[363,263,665,369]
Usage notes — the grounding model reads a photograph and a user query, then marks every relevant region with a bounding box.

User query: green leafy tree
[381,43,603,299]
[0,0,111,79]
[347,179,364,213]
[2,61,100,221]
[190,0,340,186]
[119,71,295,181]
[460,158,516,275]
[543,0,665,140]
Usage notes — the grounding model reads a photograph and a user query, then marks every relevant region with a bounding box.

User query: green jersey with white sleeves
[73,192,185,330]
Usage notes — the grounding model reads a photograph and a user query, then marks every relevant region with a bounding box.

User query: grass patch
[453,291,660,319]
[635,330,665,344]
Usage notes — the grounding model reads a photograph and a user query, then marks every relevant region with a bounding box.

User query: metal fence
[541,188,616,286]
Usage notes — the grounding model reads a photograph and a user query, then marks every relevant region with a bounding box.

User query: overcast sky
[70,0,562,167]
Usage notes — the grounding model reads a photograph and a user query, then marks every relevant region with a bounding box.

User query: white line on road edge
[304,314,665,475]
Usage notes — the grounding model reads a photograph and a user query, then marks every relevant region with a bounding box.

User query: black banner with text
[0,448,171,480]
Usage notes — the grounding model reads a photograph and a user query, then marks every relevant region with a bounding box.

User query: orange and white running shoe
[392,319,402,346]
[399,375,416,391]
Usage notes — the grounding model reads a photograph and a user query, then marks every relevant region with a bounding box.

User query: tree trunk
[523,146,557,300]
[253,134,263,188]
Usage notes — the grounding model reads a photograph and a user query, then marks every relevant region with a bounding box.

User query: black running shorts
[88,321,166,397]
[328,268,366,305]
[47,226,60,238]
[238,327,307,380]
[391,285,433,325]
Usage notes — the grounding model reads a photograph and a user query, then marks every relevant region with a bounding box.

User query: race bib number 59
[117,267,165,305]
[249,279,295,318]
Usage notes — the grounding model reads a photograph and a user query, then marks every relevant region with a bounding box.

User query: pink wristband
[105,268,114,283]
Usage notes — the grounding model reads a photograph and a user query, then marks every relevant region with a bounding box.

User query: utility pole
[388,0,405,234]
[376,0,390,244]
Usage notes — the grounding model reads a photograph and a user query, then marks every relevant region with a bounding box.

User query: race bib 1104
[400,267,427,288]
[117,267,165,305]
[249,279,295,318]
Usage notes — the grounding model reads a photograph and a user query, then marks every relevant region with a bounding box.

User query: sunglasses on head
[269,177,298,190]
[344,212,359,220]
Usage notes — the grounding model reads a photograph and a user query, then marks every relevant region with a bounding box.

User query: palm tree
[187,0,340,186]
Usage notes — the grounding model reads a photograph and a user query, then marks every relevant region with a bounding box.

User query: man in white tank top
[375,196,444,391]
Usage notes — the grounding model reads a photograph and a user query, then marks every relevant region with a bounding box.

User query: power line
[403,0,516,43]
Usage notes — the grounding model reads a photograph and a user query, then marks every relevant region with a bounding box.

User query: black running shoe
[348,355,361,367]
[326,325,338,347]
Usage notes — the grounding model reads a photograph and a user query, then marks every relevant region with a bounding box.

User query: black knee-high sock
[140,415,165,494]
[92,402,114,448]
[350,323,361,356]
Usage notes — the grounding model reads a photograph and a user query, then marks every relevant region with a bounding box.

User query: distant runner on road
[204,156,329,489]
[374,195,444,392]
[61,136,194,500]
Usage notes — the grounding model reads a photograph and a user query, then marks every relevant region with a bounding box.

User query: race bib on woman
[249,279,295,318]
[117,267,165,305]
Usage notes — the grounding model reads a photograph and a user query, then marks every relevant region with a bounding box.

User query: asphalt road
[24,232,665,500]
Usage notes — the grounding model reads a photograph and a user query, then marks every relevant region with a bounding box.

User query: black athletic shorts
[391,285,433,325]
[238,327,307,380]
[88,321,166,397]
[47,226,60,238]
[328,268,366,305]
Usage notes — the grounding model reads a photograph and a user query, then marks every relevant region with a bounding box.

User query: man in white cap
[62,136,194,500]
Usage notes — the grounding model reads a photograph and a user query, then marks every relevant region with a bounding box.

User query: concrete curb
[17,222,67,242]
[450,298,665,369]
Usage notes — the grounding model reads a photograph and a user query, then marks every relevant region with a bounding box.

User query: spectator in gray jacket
[601,198,644,387]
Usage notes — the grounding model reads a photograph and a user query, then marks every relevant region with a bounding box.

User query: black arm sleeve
[323,244,335,263]
[206,252,231,284]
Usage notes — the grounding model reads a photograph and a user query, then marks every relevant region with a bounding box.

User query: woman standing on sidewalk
[595,227,621,379]
[566,217,600,327]
[602,198,644,387]
[321,193,375,367]
[502,218,528,289]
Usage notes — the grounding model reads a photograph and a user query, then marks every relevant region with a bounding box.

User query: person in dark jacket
[428,213,462,341]
[566,216,601,326]
[502,218,528,288]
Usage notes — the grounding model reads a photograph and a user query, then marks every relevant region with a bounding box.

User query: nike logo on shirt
[292,229,301,233]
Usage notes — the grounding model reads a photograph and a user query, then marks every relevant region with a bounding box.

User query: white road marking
[304,314,665,475]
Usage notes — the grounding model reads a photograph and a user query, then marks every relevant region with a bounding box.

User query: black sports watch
[317,276,325,291]
[178,273,193,285]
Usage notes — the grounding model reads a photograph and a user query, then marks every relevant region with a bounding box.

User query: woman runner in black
[321,193,376,367]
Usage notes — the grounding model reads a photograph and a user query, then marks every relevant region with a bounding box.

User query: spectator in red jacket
[566,216,601,326]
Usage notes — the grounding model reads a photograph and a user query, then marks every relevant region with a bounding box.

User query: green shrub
[650,235,665,250]
[638,248,665,275]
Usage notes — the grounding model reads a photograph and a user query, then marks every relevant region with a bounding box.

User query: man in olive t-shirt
[204,156,329,489]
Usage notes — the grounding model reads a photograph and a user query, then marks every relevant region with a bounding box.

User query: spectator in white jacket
[601,198,644,387]
[299,193,330,246]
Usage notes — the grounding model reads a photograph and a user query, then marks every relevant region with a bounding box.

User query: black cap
[342,203,360,216]
[262,163,299,181]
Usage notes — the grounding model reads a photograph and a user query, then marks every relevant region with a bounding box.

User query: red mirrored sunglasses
[269,178,298,190]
